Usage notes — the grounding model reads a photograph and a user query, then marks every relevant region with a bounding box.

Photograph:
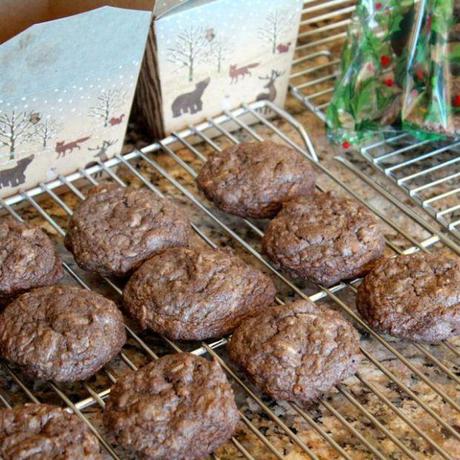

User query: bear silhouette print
[0,154,34,188]
[171,78,210,118]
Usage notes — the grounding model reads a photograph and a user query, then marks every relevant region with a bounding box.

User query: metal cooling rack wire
[0,100,458,459]
[20,172,270,460]
[0,100,454,460]
[291,1,460,242]
[358,135,460,241]
[138,101,455,456]
[0,107,326,460]
[290,0,353,118]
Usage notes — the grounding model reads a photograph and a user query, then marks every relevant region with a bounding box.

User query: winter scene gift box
[0,1,153,198]
[135,0,303,138]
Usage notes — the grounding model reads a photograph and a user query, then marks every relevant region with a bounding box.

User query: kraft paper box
[0,0,153,198]
[135,0,303,138]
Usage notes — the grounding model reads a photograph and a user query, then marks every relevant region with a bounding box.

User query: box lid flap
[153,0,186,17]
[154,0,215,18]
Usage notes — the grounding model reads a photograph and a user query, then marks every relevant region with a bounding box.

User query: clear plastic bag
[326,0,416,147]
[402,0,460,139]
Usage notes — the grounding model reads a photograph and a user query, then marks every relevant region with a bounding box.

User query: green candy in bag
[326,0,415,147]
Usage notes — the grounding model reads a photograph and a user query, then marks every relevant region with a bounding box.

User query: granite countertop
[1,90,459,459]
[2,2,458,457]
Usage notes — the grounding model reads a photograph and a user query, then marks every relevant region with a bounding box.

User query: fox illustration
[229,63,259,83]
[171,78,210,118]
[55,136,91,158]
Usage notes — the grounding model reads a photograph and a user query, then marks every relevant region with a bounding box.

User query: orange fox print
[55,137,91,158]
[229,63,259,83]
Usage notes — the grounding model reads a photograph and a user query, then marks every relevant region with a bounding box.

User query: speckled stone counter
[1,2,455,456]
[1,93,459,460]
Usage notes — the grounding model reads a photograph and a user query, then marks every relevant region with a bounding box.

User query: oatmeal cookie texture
[103,353,239,460]
[357,252,460,342]
[0,285,126,381]
[123,246,276,340]
[0,404,102,460]
[228,299,361,403]
[0,217,63,304]
[262,191,385,286]
[64,184,192,277]
[196,141,317,218]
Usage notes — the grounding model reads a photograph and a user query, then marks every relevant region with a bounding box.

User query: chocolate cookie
[357,252,460,342]
[0,217,63,304]
[0,403,101,459]
[196,141,317,219]
[262,191,385,286]
[123,246,276,340]
[64,184,192,277]
[103,353,239,460]
[228,299,361,403]
[0,285,126,381]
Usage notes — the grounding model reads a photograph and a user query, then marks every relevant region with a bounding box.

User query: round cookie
[0,403,101,459]
[262,191,385,286]
[0,217,63,304]
[357,252,460,342]
[64,184,192,277]
[228,299,361,403]
[123,246,276,340]
[196,141,317,219]
[103,353,239,460]
[0,285,126,382]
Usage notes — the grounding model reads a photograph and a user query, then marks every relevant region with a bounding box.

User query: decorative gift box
[135,0,303,138]
[0,1,153,198]
[0,0,302,199]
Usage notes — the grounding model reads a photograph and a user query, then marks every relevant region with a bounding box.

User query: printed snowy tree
[168,26,209,82]
[208,37,232,74]
[258,9,295,54]
[0,111,36,161]
[89,89,126,127]
[34,117,61,148]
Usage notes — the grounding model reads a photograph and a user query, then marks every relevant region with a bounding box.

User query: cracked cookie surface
[228,299,361,403]
[357,252,460,342]
[0,285,126,381]
[0,217,63,304]
[196,141,317,219]
[64,184,192,277]
[123,246,276,340]
[262,191,385,286]
[0,403,102,459]
[103,353,239,460]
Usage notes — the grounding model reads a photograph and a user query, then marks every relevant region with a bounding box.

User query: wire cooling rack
[291,0,460,242]
[290,0,353,119]
[0,100,459,459]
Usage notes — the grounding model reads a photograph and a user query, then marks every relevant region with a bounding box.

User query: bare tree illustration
[208,38,232,74]
[168,26,209,82]
[35,118,60,148]
[89,89,126,127]
[0,111,36,161]
[258,10,295,54]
